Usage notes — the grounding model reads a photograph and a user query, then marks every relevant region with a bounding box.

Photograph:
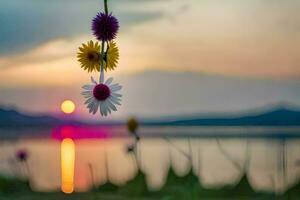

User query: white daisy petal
[110,85,122,92]
[81,91,92,96]
[91,99,98,113]
[87,103,92,110]
[107,105,112,114]
[92,101,99,114]
[90,102,95,114]
[104,101,112,116]
[103,102,108,116]
[98,103,101,115]
[106,104,112,115]
[109,83,118,88]
[105,77,113,85]
[99,102,104,116]
[111,93,122,98]
[102,101,108,116]
[91,76,98,85]
[87,103,93,113]
[83,94,92,99]
[104,101,113,114]
[83,95,92,99]
[110,94,121,101]
[84,97,94,105]
[109,96,121,105]
[82,85,94,90]
[106,99,117,111]
[110,84,122,92]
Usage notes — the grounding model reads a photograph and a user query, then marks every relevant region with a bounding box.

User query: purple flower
[92,12,119,41]
[16,149,28,162]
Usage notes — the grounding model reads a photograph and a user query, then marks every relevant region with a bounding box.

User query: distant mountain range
[0,106,300,127]
[149,107,300,126]
[0,108,64,127]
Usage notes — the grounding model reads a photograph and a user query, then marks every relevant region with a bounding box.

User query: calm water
[0,126,300,194]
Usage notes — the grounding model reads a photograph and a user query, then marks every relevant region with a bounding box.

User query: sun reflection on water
[61,138,75,194]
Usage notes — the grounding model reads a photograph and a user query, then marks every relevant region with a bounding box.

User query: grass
[0,170,299,200]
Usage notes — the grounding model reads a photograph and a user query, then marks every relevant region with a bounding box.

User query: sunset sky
[0,0,299,120]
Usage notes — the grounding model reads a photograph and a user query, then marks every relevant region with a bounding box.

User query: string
[99,0,109,83]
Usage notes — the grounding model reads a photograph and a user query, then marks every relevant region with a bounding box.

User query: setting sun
[61,100,75,114]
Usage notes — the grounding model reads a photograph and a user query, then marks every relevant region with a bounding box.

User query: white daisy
[82,76,122,116]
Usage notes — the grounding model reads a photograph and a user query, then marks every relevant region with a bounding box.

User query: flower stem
[99,0,109,83]
[104,0,108,14]
[100,41,105,83]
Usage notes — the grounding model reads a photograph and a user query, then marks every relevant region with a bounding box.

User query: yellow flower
[77,41,101,72]
[104,41,119,71]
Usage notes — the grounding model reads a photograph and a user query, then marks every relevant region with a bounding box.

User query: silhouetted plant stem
[278,139,287,188]
[168,143,173,167]
[216,138,242,172]
[88,163,95,189]
[130,150,139,171]
[126,118,140,171]
[104,147,110,183]
[243,139,251,173]
[133,140,140,169]
[188,138,193,168]
[163,137,191,161]
[23,160,31,187]
[131,130,142,170]
[197,145,201,178]
[137,139,142,169]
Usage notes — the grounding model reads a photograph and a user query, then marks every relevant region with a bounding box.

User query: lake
[0,125,300,195]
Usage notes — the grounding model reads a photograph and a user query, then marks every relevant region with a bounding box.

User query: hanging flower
[82,77,122,116]
[104,41,119,71]
[92,12,119,41]
[77,41,101,72]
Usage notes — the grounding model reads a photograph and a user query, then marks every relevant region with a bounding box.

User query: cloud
[0,0,300,83]
[0,0,165,55]
[0,32,163,88]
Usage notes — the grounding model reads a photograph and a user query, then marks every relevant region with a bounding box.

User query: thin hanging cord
[99,0,109,83]
[104,0,108,14]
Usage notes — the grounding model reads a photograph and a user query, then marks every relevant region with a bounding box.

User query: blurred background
[0,0,300,199]
[1,0,299,120]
